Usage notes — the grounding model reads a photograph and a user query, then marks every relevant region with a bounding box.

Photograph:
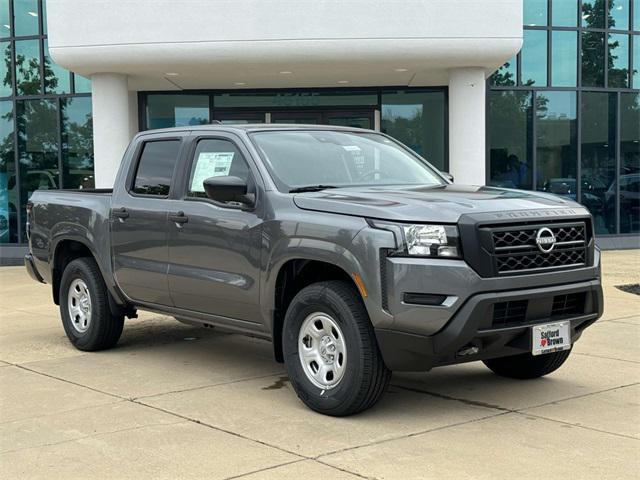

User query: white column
[448,67,487,186]
[91,74,137,188]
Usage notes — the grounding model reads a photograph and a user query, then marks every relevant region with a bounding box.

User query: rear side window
[132,140,181,196]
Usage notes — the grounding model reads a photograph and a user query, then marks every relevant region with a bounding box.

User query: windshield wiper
[289,185,339,193]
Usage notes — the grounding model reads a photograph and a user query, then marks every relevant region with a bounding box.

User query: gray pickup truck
[25,125,603,416]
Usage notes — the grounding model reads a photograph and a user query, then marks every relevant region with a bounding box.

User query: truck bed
[28,189,114,285]
[56,188,113,194]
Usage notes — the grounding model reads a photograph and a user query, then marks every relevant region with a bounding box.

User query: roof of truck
[136,123,373,137]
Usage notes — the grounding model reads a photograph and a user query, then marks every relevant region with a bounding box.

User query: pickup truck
[25,125,603,416]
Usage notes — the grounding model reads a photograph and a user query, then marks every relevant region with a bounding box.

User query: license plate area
[532,321,571,356]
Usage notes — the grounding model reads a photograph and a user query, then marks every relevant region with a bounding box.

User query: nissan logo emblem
[535,227,556,253]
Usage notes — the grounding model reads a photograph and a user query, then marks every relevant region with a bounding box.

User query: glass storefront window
[492,2,636,238]
[0,2,92,250]
[17,98,58,232]
[581,92,617,234]
[610,0,630,30]
[380,90,446,171]
[488,91,533,189]
[491,56,516,86]
[13,0,39,37]
[582,31,605,86]
[41,0,46,34]
[0,100,15,243]
[74,74,91,94]
[552,0,578,26]
[1,41,11,96]
[44,39,70,94]
[0,0,10,38]
[552,31,577,86]
[536,91,578,195]
[61,96,93,189]
[633,35,639,88]
[215,91,378,108]
[619,93,640,233]
[582,0,605,28]
[608,34,629,87]
[146,94,209,129]
[521,30,548,86]
[524,0,547,26]
[14,39,41,95]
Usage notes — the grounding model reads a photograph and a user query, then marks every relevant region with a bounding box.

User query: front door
[271,111,322,124]
[213,112,266,124]
[323,110,373,129]
[167,134,263,325]
[270,109,374,128]
[111,136,184,306]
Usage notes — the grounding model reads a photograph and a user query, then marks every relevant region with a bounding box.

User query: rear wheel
[483,349,572,379]
[283,280,391,416]
[59,257,124,351]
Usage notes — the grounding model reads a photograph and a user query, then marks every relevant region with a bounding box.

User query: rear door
[111,134,184,306]
[166,133,264,325]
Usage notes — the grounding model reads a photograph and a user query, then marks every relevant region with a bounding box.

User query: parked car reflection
[605,173,640,233]
[541,178,603,213]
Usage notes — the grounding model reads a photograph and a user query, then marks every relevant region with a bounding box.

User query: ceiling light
[337,80,349,84]
[279,71,293,75]
[234,82,247,86]
[394,68,408,72]
[165,72,179,76]
[27,11,38,17]
[2,24,9,30]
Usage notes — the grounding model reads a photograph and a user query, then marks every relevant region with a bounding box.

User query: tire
[483,349,572,379]
[283,280,391,416]
[59,257,124,351]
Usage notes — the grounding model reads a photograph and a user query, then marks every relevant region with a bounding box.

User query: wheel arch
[51,237,130,316]
[268,256,364,363]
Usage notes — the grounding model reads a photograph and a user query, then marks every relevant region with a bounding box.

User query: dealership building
[0,0,638,263]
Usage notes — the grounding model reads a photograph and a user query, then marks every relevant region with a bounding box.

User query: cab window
[187,139,251,199]
[132,140,181,196]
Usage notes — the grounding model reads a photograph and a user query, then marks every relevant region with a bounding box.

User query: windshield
[249,130,445,192]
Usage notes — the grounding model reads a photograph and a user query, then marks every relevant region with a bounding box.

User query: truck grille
[489,222,587,275]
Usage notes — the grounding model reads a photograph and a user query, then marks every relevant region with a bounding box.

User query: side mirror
[203,176,250,204]
[442,172,454,183]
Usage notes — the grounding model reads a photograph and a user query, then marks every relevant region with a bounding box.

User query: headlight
[369,220,461,258]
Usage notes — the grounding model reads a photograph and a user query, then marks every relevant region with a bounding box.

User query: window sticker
[342,145,366,172]
[190,152,235,192]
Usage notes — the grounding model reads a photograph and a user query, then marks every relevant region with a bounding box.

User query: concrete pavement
[1,251,638,479]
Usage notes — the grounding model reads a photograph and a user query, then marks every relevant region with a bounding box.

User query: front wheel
[483,349,572,379]
[59,257,124,351]
[283,280,391,416]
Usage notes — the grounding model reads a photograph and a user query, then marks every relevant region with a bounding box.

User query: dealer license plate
[532,321,571,356]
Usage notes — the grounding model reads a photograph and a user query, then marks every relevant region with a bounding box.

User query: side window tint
[188,139,251,198]
[132,140,181,196]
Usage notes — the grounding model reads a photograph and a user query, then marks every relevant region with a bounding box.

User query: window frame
[127,136,184,199]
[179,133,261,211]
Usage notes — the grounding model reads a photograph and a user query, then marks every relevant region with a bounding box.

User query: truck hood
[293,184,583,223]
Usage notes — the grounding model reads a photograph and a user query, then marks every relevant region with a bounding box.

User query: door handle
[112,207,129,219]
[169,211,188,224]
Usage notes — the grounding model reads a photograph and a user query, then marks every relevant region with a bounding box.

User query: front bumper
[375,279,603,371]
